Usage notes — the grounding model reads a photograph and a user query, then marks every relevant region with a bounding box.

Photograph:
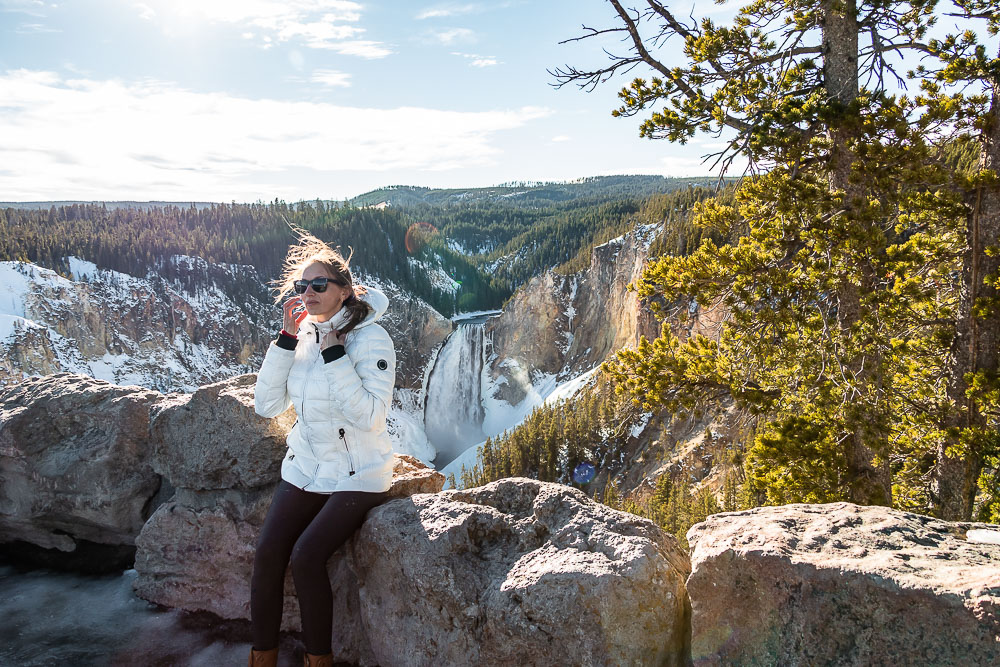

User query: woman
[250,231,396,667]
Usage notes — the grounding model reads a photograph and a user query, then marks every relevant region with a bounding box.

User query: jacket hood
[301,285,388,337]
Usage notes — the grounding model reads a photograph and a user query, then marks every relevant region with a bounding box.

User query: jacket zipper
[339,428,356,476]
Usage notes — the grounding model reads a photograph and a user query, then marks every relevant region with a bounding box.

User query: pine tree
[560,0,992,508]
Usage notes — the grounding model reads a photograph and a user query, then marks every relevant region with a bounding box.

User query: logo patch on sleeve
[377,359,388,370]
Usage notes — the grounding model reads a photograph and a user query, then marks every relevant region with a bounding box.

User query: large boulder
[0,373,163,559]
[134,398,445,666]
[148,373,293,492]
[353,477,691,667]
[686,502,1000,666]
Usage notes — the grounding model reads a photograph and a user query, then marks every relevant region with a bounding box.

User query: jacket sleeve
[322,327,395,431]
[254,342,295,418]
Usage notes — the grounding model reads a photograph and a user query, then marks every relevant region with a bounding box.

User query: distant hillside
[0,201,500,318]
[0,176,727,316]
[0,201,218,211]
[350,175,727,208]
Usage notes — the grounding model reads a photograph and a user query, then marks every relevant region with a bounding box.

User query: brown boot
[248,647,278,667]
[303,652,333,667]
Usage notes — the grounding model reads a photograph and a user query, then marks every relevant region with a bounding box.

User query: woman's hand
[321,329,344,351]
[282,297,308,335]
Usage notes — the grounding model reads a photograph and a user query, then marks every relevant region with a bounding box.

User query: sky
[0,0,747,203]
[2,1,990,204]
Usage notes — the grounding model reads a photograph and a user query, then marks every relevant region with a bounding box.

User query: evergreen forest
[0,178,716,317]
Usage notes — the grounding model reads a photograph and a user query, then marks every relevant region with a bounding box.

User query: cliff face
[484,223,661,406]
[477,225,739,502]
[0,258,272,392]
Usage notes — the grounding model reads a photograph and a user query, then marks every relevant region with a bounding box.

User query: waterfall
[424,322,486,468]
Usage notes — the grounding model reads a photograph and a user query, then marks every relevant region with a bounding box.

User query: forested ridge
[349,174,725,207]
[0,178,718,316]
[0,201,498,316]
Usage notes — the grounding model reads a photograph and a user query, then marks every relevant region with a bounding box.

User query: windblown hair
[272,225,372,335]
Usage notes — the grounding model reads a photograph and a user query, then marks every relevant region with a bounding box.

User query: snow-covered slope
[0,258,273,392]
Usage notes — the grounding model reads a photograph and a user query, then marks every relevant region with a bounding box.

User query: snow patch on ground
[0,258,266,392]
[407,256,460,294]
[446,239,494,255]
[636,221,663,249]
[630,411,653,438]
[68,257,100,282]
[388,388,436,464]
[441,363,603,485]
[452,309,502,322]
[1,263,69,317]
[0,263,71,342]
[545,365,600,404]
[439,437,486,485]
[481,359,558,439]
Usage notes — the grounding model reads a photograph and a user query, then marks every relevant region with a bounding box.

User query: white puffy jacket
[254,287,395,493]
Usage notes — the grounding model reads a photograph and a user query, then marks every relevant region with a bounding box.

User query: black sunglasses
[293,277,346,294]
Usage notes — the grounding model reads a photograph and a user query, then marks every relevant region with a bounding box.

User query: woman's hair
[272,225,372,335]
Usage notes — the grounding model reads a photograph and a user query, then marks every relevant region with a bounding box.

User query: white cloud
[274,17,362,46]
[427,27,475,45]
[415,3,480,19]
[14,21,59,32]
[452,52,500,68]
[321,39,392,58]
[0,70,553,201]
[310,68,351,87]
[415,2,515,20]
[551,135,570,143]
[0,0,48,17]
[134,3,155,20]
[140,0,390,55]
[163,0,362,25]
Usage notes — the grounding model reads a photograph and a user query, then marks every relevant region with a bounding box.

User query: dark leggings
[250,481,387,654]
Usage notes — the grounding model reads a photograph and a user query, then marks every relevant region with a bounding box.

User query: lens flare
[572,462,596,485]
[405,222,438,254]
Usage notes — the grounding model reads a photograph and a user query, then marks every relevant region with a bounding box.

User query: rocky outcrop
[132,373,445,663]
[148,374,292,492]
[485,225,660,405]
[12,371,1000,667]
[686,502,1000,666]
[354,478,691,666]
[0,373,163,565]
[132,373,296,621]
[134,456,444,664]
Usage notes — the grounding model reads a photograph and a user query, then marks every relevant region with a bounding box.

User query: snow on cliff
[0,259,269,392]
